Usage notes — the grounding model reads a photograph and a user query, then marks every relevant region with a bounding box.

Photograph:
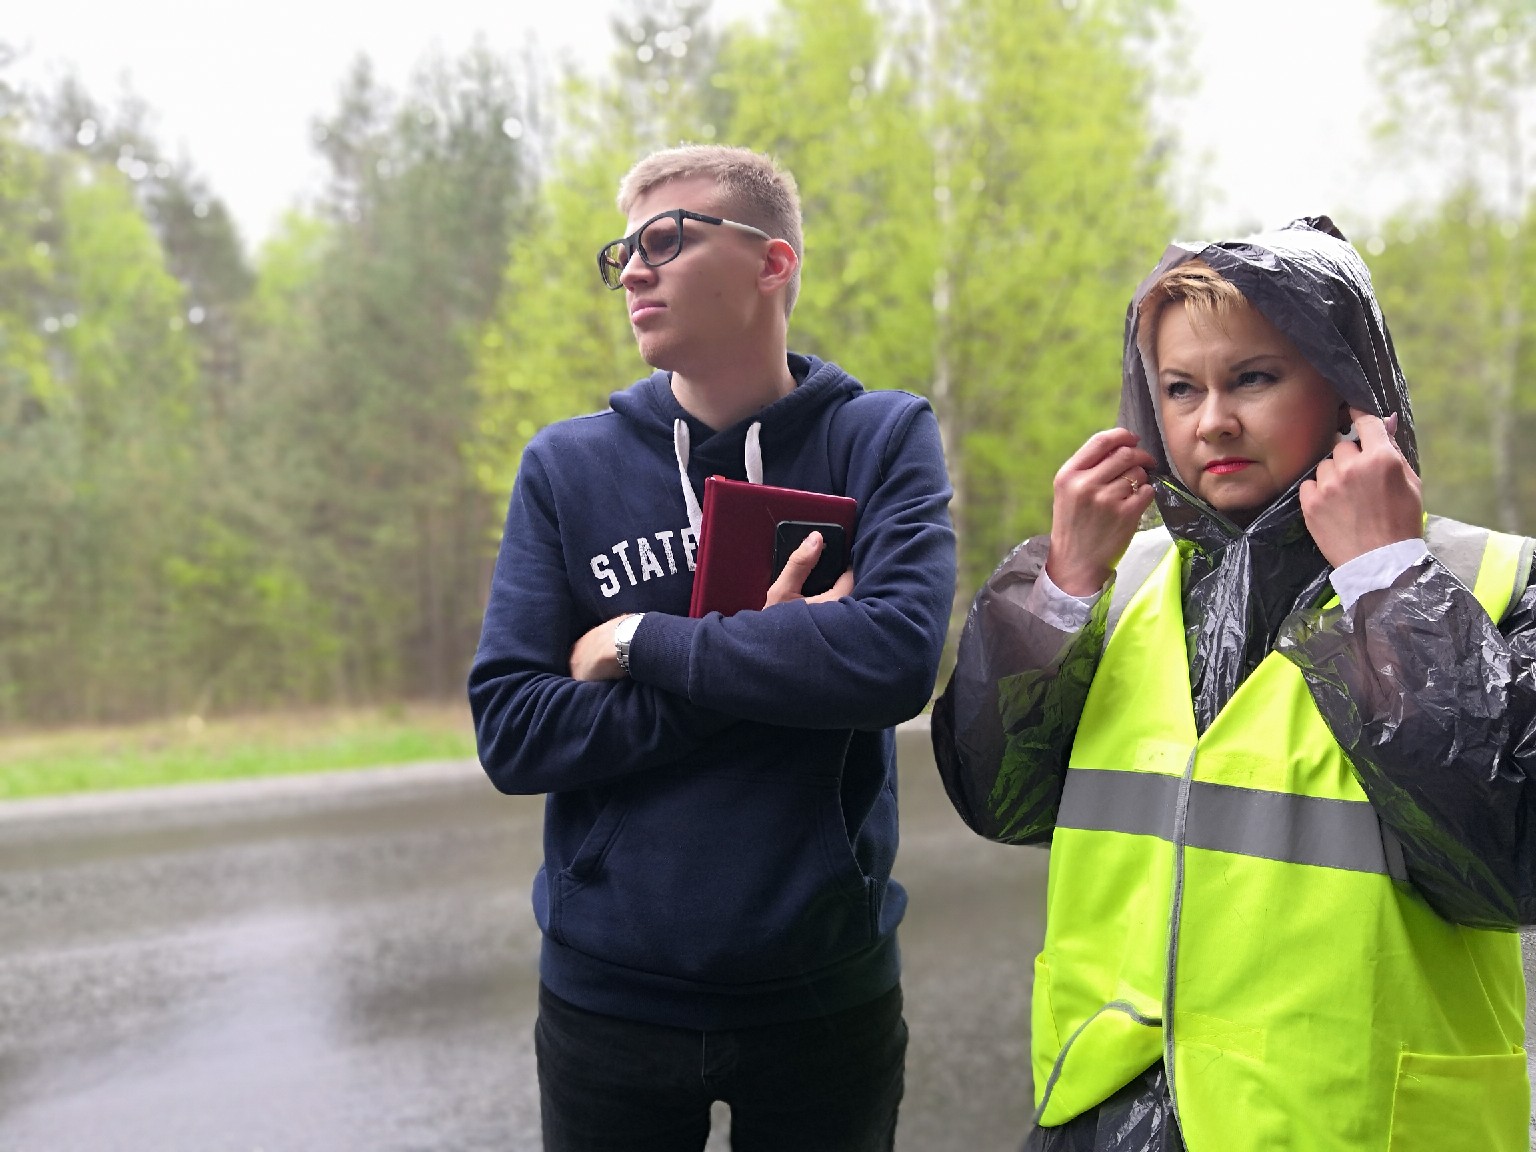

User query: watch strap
[614,613,643,674]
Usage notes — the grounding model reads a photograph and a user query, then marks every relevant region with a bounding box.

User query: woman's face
[1154,299,1346,523]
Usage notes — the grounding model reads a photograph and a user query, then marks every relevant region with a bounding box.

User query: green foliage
[0,151,201,722]
[0,118,60,722]
[240,45,535,702]
[38,75,255,404]
[931,0,1175,592]
[471,160,641,500]
[1372,0,1536,534]
[720,0,936,394]
[162,515,340,710]
[193,211,344,707]
[1369,196,1536,528]
[0,46,535,723]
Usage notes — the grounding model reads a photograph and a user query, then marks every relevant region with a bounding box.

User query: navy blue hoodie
[469,354,956,1029]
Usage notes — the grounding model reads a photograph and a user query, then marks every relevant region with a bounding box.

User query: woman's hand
[1300,409,1422,568]
[1045,429,1157,596]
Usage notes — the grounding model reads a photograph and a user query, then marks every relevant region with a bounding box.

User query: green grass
[0,703,478,800]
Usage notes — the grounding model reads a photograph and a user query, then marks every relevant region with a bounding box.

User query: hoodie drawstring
[673,418,763,539]
[673,420,703,539]
[744,423,763,485]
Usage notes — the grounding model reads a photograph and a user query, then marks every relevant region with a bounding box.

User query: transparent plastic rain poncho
[932,218,1536,1151]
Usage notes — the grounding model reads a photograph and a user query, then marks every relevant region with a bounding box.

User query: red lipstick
[1204,458,1253,475]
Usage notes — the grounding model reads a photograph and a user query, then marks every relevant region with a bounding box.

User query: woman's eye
[1235,370,1275,387]
[1165,380,1194,399]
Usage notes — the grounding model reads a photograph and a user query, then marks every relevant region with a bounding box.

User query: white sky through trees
[7,0,1407,252]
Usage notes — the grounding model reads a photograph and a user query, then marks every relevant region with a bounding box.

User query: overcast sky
[7,0,1417,253]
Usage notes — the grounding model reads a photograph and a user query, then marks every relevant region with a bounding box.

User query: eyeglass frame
[597,208,775,290]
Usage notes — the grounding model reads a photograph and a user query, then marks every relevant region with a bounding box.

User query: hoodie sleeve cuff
[625,611,696,698]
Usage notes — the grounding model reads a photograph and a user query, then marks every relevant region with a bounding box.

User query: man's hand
[765,531,855,607]
[1045,429,1157,596]
[570,616,627,681]
[1300,409,1422,568]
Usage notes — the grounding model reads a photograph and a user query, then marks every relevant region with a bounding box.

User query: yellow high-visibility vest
[1032,517,1532,1151]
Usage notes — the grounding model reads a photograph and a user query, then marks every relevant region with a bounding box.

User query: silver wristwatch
[614,613,644,674]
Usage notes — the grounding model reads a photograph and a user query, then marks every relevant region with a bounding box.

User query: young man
[469,145,956,1152]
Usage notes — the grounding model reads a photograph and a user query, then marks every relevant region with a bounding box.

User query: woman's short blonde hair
[1136,259,1247,333]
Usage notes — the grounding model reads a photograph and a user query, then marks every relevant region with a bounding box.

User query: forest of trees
[1,0,1533,726]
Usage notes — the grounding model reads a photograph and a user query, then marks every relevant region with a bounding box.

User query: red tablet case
[688,476,858,618]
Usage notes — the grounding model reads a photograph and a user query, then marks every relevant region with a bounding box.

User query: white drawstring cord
[673,418,765,540]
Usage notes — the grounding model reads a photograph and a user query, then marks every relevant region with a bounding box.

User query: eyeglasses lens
[599,241,629,289]
[640,216,682,265]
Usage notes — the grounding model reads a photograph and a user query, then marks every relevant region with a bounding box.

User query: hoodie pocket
[565,791,630,881]
[548,766,878,984]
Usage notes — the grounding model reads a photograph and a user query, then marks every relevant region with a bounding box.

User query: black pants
[535,983,907,1152]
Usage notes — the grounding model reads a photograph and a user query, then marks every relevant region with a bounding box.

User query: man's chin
[634,335,677,372]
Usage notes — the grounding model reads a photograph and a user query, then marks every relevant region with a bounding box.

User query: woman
[933,218,1535,1152]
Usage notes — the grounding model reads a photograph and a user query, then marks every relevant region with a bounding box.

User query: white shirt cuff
[1329,538,1429,610]
[1028,566,1103,632]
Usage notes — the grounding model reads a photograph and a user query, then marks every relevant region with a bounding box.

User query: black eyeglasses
[597,209,774,290]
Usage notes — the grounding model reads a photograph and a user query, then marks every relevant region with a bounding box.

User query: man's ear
[759,239,798,294]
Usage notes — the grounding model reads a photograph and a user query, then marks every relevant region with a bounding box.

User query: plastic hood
[1113,217,1415,731]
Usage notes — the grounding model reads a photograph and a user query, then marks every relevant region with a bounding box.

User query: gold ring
[1126,475,1140,494]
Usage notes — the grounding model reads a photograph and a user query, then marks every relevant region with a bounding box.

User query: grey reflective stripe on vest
[1057,768,1409,880]
[1426,514,1536,622]
[1424,515,1488,600]
[1106,528,1175,642]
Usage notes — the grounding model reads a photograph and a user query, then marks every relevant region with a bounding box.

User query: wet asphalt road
[0,723,1044,1152]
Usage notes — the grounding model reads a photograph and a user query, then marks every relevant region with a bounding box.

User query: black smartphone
[772,521,849,597]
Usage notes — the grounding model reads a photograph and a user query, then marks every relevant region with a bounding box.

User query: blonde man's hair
[1137,259,1247,332]
[618,144,803,317]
